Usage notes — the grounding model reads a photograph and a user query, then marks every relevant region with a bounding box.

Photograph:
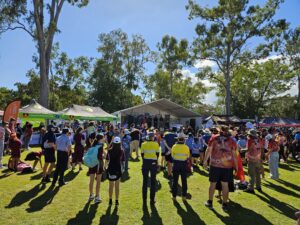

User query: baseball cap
[124,129,130,135]
[248,129,257,137]
[113,137,121,144]
[148,131,155,137]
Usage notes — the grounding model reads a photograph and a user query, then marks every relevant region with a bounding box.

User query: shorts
[209,166,232,183]
[165,154,173,163]
[295,144,300,153]
[107,170,121,181]
[88,164,103,175]
[44,148,56,163]
[192,153,200,158]
[161,152,166,157]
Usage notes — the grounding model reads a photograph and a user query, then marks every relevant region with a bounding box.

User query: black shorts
[209,166,232,183]
[44,148,56,163]
[192,154,200,158]
[161,152,166,157]
[107,170,121,181]
[165,154,173,163]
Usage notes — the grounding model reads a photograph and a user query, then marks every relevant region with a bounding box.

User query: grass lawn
[0,147,299,225]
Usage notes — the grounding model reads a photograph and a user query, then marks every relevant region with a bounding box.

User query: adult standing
[42,125,56,183]
[171,133,190,201]
[121,129,131,172]
[0,123,5,168]
[130,128,141,159]
[164,127,178,178]
[244,129,262,193]
[293,129,300,160]
[52,128,72,186]
[106,137,125,206]
[141,132,160,205]
[23,123,33,150]
[204,126,238,211]
[72,127,85,171]
[266,135,280,180]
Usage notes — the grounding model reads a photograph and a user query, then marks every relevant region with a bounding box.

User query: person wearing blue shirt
[164,127,178,178]
[185,133,194,153]
[122,129,131,172]
[293,130,300,159]
[52,128,72,186]
[191,135,202,167]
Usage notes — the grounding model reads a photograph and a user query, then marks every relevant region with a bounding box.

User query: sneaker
[222,203,228,211]
[115,200,119,206]
[89,194,95,201]
[256,187,263,193]
[59,181,68,186]
[94,196,102,204]
[109,199,112,205]
[205,200,213,209]
[244,188,255,194]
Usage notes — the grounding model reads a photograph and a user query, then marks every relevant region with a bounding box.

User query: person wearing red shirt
[204,126,238,211]
[23,123,33,150]
[8,133,22,171]
[244,129,262,193]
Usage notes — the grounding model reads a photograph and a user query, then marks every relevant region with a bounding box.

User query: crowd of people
[0,119,300,214]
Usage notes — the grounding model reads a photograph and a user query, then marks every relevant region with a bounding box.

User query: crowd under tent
[259,117,300,128]
[203,114,243,126]
[113,98,202,130]
[59,104,116,121]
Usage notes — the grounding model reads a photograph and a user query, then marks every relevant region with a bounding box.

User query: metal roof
[114,98,200,118]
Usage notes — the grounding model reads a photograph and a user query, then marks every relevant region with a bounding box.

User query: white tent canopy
[113,98,200,118]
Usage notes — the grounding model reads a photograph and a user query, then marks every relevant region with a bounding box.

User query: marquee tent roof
[114,98,200,118]
[19,99,57,119]
[203,115,242,124]
[259,117,300,127]
[59,104,116,121]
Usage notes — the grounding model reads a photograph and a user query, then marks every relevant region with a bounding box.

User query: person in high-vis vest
[171,132,190,201]
[141,131,160,205]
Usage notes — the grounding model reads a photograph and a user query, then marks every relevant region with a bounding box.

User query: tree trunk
[39,49,49,107]
[225,71,231,115]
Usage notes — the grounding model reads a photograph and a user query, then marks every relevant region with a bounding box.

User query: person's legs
[0,140,4,167]
[269,153,275,178]
[95,174,102,197]
[47,162,55,175]
[221,182,229,203]
[168,162,172,176]
[32,160,38,170]
[89,174,95,195]
[142,166,149,200]
[255,162,261,189]
[150,164,157,202]
[109,181,114,199]
[181,167,187,198]
[134,140,139,158]
[58,152,68,184]
[115,180,120,200]
[125,149,130,171]
[273,152,279,179]
[172,169,179,198]
[43,162,49,177]
[248,161,255,190]
[208,182,217,201]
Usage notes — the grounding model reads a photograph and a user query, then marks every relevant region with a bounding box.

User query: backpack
[83,144,101,168]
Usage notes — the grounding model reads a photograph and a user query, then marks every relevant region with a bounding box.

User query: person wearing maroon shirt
[88,134,105,204]
[23,123,33,150]
[72,127,85,171]
[203,125,238,211]
[244,129,263,193]
[8,133,22,171]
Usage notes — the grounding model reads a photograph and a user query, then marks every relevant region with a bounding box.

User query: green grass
[0,148,299,225]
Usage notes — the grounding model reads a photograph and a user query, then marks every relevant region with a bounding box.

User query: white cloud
[255,55,282,64]
[194,59,217,69]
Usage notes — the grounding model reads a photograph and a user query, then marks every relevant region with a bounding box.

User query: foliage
[215,60,295,118]
[186,0,289,115]
[0,87,16,110]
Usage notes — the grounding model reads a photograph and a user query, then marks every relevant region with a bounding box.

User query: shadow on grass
[0,168,13,179]
[141,202,163,225]
[193,166,209,177]
[173,200,205,225]
[6,183,46,208]
[211,201,273,225]
[262,180,300,198]
[167,180,192,199]
[30,172,43,180]
[278,163,295,171]
[256,191,298,220]
[67,201,98,225]
[26,186,59,212]
[276,178,300,192]
[65,170,80,182]
[99,205,119,225]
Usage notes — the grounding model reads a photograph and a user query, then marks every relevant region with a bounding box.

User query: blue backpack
[83,144,101,168]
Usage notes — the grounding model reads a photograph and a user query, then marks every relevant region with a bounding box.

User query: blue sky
[0,0,299,104]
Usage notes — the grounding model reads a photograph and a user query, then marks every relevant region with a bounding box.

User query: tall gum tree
[0,0,89,107]
[186,0,288,115]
